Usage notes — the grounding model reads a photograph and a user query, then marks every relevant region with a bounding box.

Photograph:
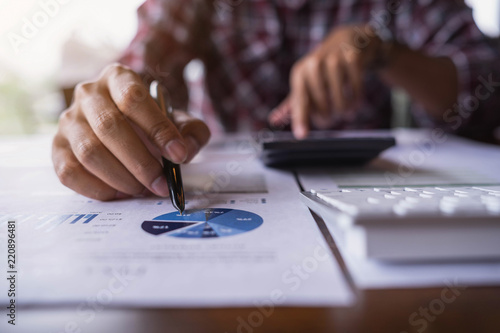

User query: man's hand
[52,63,210,201]
[269,25,384,138]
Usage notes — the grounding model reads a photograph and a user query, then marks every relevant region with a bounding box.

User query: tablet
[257,130,396,167]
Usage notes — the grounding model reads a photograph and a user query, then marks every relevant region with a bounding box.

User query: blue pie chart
[141,208,263,238]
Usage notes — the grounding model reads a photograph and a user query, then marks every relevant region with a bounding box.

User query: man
[52,0,500,201]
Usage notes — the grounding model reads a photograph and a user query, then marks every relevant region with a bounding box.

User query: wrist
[370,40,398,70]
[365,24,399,70]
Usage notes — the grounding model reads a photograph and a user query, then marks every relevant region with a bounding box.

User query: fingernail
[151,176,170,197]
[164,139,187,163]
[114,191,132,200]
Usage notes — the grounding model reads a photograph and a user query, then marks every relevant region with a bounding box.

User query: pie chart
[141,208,263,238]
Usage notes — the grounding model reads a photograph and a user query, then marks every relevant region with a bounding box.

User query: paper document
[0,135,354,307]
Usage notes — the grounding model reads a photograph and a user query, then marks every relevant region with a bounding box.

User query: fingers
[52,63,204,200]
[268,97,291,128]
[60,107,169,198]
[75,85,170,197]
[172,110,211,162]
[284,25,377,136]
[61,112,143,195]
[52,134,126,201]
[303,58,330,115]
[287,52,364,136]
[324,56,348,111]
[289,55,336,139]
[290,64,311,139]
[103,65,188,164]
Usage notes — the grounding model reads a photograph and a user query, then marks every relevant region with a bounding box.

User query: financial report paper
[0,135,354,307]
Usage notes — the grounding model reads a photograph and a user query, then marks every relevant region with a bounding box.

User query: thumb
[172,110,211,163]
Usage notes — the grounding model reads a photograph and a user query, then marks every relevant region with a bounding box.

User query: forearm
[378,43,458,119]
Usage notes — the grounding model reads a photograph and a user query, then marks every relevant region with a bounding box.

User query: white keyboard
[309,186,500,220]
[301,186,500,261]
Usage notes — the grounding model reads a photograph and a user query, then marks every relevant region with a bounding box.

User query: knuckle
[74,81,96,100]
[117,83,148,109]
[305,56,321,71]
[105,63,131,76]
[75,139,102,165]
[94,112,124,136]
[52,133,64,150]
[105,63,142,85]
[55,160,79,187]
[132,157,157,176]
[345,51,361,66]
[326,55,340,69]
[58,108,73,125]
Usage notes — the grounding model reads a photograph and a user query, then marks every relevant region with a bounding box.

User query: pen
[149,80,185,215]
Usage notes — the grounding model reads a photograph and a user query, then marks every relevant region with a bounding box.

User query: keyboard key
[473,187,500,193]
[454,190,468,194]
[311,186,500,218]
[312,185,500,219]
[405,197,420,203]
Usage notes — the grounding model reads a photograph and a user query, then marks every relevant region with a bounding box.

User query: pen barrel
[162,157,185,213]
[151,80,186,214]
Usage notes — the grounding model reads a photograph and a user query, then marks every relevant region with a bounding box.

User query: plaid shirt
[120,0,500,142]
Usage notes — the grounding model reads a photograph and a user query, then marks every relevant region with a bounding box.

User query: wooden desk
[16,286,500,333]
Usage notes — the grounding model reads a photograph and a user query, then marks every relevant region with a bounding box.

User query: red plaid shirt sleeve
[394,0,500,142]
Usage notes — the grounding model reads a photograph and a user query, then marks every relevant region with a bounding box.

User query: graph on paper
[0,213,100,232]
[141,208,263,238]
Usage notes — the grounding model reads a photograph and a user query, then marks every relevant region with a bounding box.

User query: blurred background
[0,0,143,135]
[0,0,499,136]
